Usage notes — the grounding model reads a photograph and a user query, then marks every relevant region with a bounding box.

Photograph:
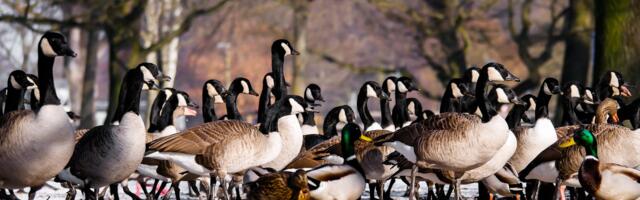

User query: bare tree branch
[143,0,229,53]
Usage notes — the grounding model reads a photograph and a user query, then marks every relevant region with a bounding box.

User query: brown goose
[146,95,309,199]
[0,32,77,191]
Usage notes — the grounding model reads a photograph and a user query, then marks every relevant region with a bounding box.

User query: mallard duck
[559,128,640,200]
[245,169,311,200]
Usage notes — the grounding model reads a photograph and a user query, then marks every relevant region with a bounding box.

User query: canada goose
[146,95,309,199]
[421,109,435,119]
[59,63,166,199]
[375,62,519,199]
[391,77,418,128]
[245,169,310,200]
[202,79,228,123]
[0,88,6,116]
[575,87,598,124]
[559,128,640,200]
[406,98,424,123]
[618,97,640,129]
[305,123,369,200]
[26,74,40,112]
[560,82,584,126]
[300,83,323,135]
[147,88,177,135]
[596,71,632,101]
[380,76,397,131]
[356,81,388,132]
[223,77,259,121]
[0,32,77,190]
[303,105,355,150]
[440,78,471,113]
[271,39,299,101]
[2,70,37,114]
[505,94,536,129]
[258,73,276,125]
[460,67,480,113]
[148,90,198,140]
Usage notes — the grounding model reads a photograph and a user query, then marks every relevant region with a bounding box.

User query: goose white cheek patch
[496,88,510,104]
[529,98,537,111]
[471,70,480,83]
[398,82,408,93]
[266,75,275,88]
[10,76,21,89]
[40,38,58,57]
[140,66,155,82]
[570,85,580,98]
[241,81,250,94]
[366,85,377,98]
[487,67,504,81]
[451,83,463,98]
[609,72,619,87]
[289,98,304,114]
[281,43,291,56]
[338,109,347,123]
[386,80,396,93]
[306,88,314,101]
[543,83,552,95]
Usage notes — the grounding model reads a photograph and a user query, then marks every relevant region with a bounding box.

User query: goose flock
[1,32,640,200]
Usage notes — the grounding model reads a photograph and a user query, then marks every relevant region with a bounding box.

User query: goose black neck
[257,85,272,124]
[380,98,393,128]
[357,90,375,128]
[202,91,217,123]
[156,99,178,131]
[111,70,144,123]
[505,104,527,129]
[37,52,60,106]
[271,52,287,101]
[301,111,316,126]
[225,92,242,121]
[0,88,6,115]
[476,70,497,122]
[561,98,580,125]
[440,90,459,113]
[536,88,552,119]
[4,86,25,114]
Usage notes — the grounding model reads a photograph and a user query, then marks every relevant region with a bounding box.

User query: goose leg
[172,182,181,200]
[377,180,385,200]
[234,184,241,200]
[189,180,200,197]
[384,178,395,199]
[28,185,42,200]
[454,179,461,200]
[155,181,168,200]
[221,177,230,200]
[137,178,150,197]
[409,165,417,200]
[121,181,142,200]
[208,175,215,200]
[368,182,377,200]
[110,184,120,200]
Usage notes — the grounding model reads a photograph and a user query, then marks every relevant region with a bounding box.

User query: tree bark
[291,0,310,95]
[561,0,593,85]
[79,28,98,129]
[594,0,640,88]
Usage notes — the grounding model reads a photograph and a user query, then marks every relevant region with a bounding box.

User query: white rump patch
[40,38,57,57]
[487,67,505,81]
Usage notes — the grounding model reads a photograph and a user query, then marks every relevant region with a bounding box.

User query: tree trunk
[561,0,593,85]
[79,28,99,129]
[291,0,309,95]
[594,0,640,89]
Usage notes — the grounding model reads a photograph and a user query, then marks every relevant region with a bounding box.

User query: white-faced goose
[440,78,471,113]
[375,62,520,199]
[559,128,640,200]
[202,79,228,123]
[59,63,166,199]
[257,73,276,125]
[0,32,77,192]
[380,76,397,131]
[356,81,388,132]
[391,77,419,128]
[300,83,323,135]
[221,77,258,121]
[146,95,309,199]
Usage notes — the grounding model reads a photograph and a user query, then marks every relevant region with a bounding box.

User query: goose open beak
[559,138,576,148]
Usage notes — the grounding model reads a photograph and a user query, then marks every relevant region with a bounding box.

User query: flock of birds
[1,31,640,200]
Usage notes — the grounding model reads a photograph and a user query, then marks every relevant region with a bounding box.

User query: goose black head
[447,78,473,98]
[489,84,523,105]
[304,83,324,105]
[263,73,276,89]
[229,77,259,96]
[422,109,435,119]
[39,31,77,58]
[174,90,199,117]
[382,76,397,97]
[406,98,423,118]
[598,71,632,98]
[563,82,584,101]
[8,70,37,90]
[137,62,168,90]
[361,81,388,100]
[272,39,300,56]
[204,79,228,103]
[396,77,418,93]
[541,78,562,95]
[482,62,520,82]
[323,105,356,138]
[463,66,481,84]
[521,94,538,111]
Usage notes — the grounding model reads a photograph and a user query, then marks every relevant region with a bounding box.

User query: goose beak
[249,90,259,96]
[559,138,576,148]
[160,75,172,82]
[305,107,320,113]
[621,85,632,97]
[62,46,77,57]
[188,101,200,109]
[505,72,520,82]
[148,81,161,90]
[553,86,562,94]
[291,48,300,55]
[359,135,373,142]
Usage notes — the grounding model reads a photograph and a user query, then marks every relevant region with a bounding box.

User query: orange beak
[612,113,620,124]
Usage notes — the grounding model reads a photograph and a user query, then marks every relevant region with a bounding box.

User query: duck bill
[359,135,373,142]
[559,138,576,148]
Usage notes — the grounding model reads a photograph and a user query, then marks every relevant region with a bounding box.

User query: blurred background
[0,0,638,129]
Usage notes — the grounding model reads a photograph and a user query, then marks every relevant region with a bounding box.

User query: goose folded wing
[147,120,255,154]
